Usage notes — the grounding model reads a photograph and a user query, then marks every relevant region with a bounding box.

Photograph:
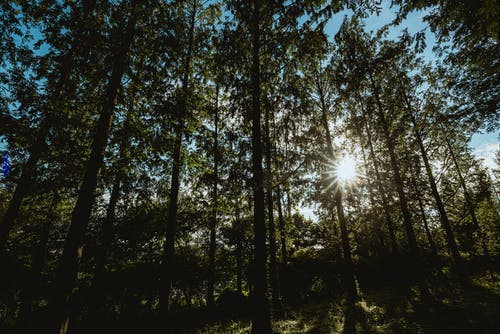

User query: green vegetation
[0,0,498,333]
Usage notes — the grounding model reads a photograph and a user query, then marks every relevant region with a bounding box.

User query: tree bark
[360,106,399,255]
[250,1,272,332]
[49,7,136,333]
[207,84,219,307]
[400,86,464,274]
[316,75,358,300]
[276,185,287,265]
[408,164,438,259]
[88,173,122,326]
[264,106,279,311]
[0,1,97,250]
[159,0,197,328]
[17,192,59,332]
[358,138,387,255]
[368,73,431,299]
[369,75,419,258]
[442,125,492,269]
[235,205,243,295]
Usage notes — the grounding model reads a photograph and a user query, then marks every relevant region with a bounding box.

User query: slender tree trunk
[235,205,243,295]
[159,1,197,328]
[316,77,358,300]
[88,100,132,327]
[401,87,465,274]
[0,60,70,250]
[250,1,271,332]
[441,125,493,272]
[0,2,97,250]
[276,185,287,265]
[88,173,122,326]
[408,165,438,259]
[0,133,46,249]
[17,192,59,332]
[207,85,219,307]
[49,8,136,333]
[334,191,358,299]
[359,141,387,254]
[359,106,399,255]
[369,75,419,257]
[368,73,431,299]
[97,174,121,282]
[264,106,279,311]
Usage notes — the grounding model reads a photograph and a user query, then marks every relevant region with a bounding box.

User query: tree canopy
[0,1,498,333]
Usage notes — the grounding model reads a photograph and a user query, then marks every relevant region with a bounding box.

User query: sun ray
[335,155,357,183]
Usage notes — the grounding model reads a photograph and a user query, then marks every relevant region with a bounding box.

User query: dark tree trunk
[235,205,243,295]
[408,165,438,259]
[17,192,59,332]
[359,107,399,255]
[0,1,97,250]
[369,75,419,257]
[276,185,287,265]
[88,173,122,326]
[159,0,197,328]
[264,106,279,311]
[334,191,359,299]
[317,76,358,300]
[368,74,431,299]
[207,85,219,307]
[49,8,136,333]
[0,62,71,250]
[359,140,387,255]
[250,1,272,332]
[401,87,464,274]
[0,133,46,249]
[442,126,493,272]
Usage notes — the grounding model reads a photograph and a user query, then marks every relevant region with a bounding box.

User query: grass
[190,272,499,333]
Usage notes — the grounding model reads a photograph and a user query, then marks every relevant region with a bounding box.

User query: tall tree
[207,84,219,307]
[397,73,465,276]
[159,0,198,327]
[249,0,272,331]
[0,0,99,250]
[49,2,137,332]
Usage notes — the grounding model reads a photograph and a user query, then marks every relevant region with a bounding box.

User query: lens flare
[335,155,357,183]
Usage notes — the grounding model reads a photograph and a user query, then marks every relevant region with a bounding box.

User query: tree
[50,2,138,332]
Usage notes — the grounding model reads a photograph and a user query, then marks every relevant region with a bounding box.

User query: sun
[335,155,357,183]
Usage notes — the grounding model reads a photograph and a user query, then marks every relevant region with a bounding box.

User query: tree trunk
[0,1,97,250]
[88,173,122,326]
[17,192,59,332]
[250,1,272,332]
[207,84,219,307]
[360,106,399,255]
[408,164,438,259]
[264,106,279,311]
[276,185,287,265]
[441,125,492,270]
[49,8,136,333]
[316,76,358,300]
[159,0,197,328]
[368,73,431,299]
[359,140,387,255]
[401,87,464,274]
[235,205,243,295]
[369,75,419,258]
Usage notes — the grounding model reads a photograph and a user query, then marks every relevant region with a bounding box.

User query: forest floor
[190,272,499,334]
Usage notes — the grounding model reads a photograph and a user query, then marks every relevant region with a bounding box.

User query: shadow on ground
[189,272,499,334]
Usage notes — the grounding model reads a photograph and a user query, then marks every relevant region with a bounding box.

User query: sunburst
[323,154,359,193]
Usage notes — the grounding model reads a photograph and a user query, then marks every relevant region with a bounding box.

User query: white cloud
[472,141,499,171]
